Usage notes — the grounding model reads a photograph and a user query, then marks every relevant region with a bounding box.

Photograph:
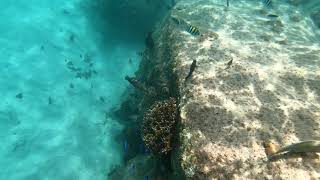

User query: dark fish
[145,176,149,180]
[48,96,53,105]
[99,96,105,103]
[267,14,278,18]
[225,58,233,69]
[16,93,23,99]
[125,76,152,95]
[69,33,75,42]
[185,59,197,81]
[227,0,229,7]
[187,25,200,36]
[137,51,144,57]
[171,16,181,25]
[262,0,272,7]
[66,61,73,67]
[124,140,128,152]
[62,9,70,15]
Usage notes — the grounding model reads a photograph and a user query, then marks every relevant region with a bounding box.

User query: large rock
[141,0,320,179]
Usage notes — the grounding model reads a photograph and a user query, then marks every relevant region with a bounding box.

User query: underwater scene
[0,0,319,179]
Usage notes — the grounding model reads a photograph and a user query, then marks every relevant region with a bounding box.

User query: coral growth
[142,98,178,155]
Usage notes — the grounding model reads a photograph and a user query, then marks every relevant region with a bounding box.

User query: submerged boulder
[137,0,320,179]
[118,0,320,178]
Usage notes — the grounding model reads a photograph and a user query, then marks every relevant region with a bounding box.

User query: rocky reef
[167,0,320,179]
[111,0,320,179]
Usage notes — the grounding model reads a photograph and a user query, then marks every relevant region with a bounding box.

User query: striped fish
[187,25,200,36]
[262,0,272,7]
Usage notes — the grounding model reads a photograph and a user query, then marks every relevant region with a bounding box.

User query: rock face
[142,0,320,179]
[311,10,320,28]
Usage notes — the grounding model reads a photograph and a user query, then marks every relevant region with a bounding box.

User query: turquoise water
[0,0,319,179]
[0,0,168,179]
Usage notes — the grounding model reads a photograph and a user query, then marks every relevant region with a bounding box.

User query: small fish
[262,0,272,7]
[62,9,70,15]
[144,147,150,154]
[48,96,53,105]
[185,59,197,81]
[137,51,144,57]
[99,96,105,103]
[187,25,200,36]
[225,58,233,69]
[171,16,181,25]
[124,140,128,152]
[16,93,23,99]
[267,14,278,18]
[265,140,320,161]
[66,61,73,66]
[272,140,320,155]
[227,0,229,7]
[69,33,75,42]
[129,163,135,174]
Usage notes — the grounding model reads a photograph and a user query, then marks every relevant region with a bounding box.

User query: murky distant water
[0,0,167,179]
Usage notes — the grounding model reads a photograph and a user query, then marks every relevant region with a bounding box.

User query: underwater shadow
[78,0,170,50]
